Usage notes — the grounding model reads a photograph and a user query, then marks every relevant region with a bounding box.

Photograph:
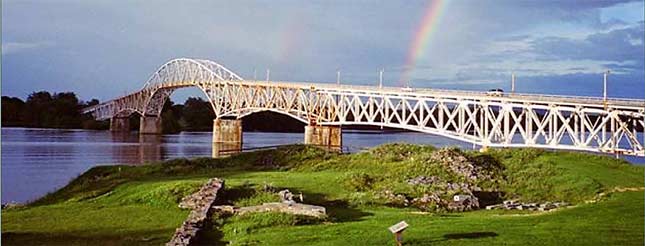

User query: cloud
[2,41,52,55]
[530,23,644,63]
[1,1,643,100]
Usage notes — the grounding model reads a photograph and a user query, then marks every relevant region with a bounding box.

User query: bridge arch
[139,58,244,118]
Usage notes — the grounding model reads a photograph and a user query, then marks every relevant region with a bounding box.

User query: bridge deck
[237,80,645,109]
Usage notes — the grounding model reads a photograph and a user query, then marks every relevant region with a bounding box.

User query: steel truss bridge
[83,58,645,157]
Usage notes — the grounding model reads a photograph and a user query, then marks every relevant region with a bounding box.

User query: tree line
[1,91,306,133]
[2,92,98,129]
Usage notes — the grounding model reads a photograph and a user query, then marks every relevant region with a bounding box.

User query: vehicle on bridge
[487,88,504,97]
[401,86,415,92]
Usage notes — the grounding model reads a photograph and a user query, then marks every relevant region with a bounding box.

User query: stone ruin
[380,147,505,212]
[448,194,480,212]
[213,189,326,218]
[167,178,224,246]
[399,174,482,212]
[234,202,327,218]
[427,148,497,181]
[486,200,569,211]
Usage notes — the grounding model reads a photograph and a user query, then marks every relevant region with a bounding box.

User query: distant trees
[242,111,305,132]
[2,91,102,129]
[182,97,215,131]
[161,100,183,134]
[1,96,25,126]
[1,92,306,132]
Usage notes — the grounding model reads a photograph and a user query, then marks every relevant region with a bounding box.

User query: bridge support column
[110,117,130,132]
[304,125,342,151]
[212,119,243,157]
[140,115,162,134]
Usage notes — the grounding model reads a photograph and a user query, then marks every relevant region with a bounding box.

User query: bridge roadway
[227,80,645,108]
[82,58,645,157]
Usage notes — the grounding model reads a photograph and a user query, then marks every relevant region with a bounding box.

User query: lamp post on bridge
[379,68,384,88]
[511,73,516,94]
[337,70,341,85]
[266,69,270,82]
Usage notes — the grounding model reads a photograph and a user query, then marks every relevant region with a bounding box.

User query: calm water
[2,127,643,203]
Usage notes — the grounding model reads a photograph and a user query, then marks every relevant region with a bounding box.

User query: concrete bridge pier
[212,119,243,157]
[304,125,342,151]
[140,115,162,134]
[110,117,130,132]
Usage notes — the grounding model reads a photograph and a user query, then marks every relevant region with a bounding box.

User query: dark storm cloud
[530,23,644,62]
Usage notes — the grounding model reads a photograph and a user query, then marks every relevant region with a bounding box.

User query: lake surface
[2,127,643,203]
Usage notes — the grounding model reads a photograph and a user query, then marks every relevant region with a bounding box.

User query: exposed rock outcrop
[427,148,496,181]
[390,148,503,212]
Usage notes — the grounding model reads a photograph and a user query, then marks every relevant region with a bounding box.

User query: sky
[2,0,644,102]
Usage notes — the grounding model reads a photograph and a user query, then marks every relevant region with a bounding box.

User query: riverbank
[2,144,644,245]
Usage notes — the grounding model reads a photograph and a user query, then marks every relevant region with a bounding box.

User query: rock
[378,190,410,207]
[411,193,443,211]
[453,194,471,202]
[212,205,235,214]
[407,176,441,186]
[428,148,494,181]
[1,202,24,210]
[447,194,479,212]
[503,200,518,206]
[489,200,570,212]
[278,189,296,204]
[237,202,327,218]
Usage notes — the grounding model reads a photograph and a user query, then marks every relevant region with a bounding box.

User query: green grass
[2,144,644,245]
[219,191,644,245]
[2,203,187,245]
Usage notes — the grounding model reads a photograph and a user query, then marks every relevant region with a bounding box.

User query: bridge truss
[83,58,645,157]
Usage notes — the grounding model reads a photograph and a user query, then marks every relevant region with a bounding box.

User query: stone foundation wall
[166,178,224,246]
[235,202,326,218]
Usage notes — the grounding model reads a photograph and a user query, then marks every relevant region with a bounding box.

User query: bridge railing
[248,80,644,108]
[301,81,644,105]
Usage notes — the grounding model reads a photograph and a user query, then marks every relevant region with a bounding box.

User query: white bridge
[82,58,645,157]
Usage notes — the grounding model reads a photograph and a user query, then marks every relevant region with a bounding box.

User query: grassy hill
[2,144,643,245]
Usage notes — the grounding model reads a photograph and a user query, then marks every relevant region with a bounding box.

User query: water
[2,127,643,203]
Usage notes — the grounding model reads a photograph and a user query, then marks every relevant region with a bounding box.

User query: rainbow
[400,0,448,85]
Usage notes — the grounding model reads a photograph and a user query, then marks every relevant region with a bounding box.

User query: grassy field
[2,144,643,245]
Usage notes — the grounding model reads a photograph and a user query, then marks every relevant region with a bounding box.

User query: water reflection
[139,134,163,163]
